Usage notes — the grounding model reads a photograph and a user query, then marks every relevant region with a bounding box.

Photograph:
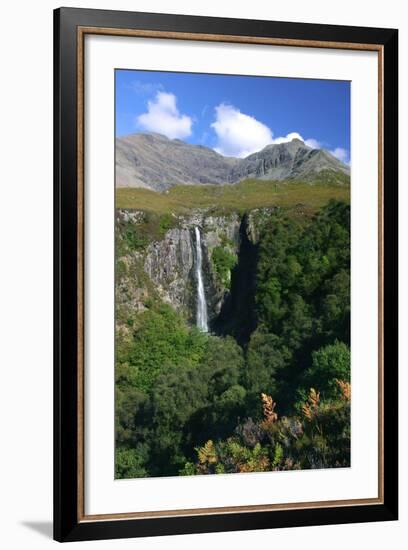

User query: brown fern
[197,440,218,465]
[302,388,320,421]
[302,402,313,421]
[238,455,270,473]
[335,379,351,401]
[309,388,320,410]
[261,393,278,424]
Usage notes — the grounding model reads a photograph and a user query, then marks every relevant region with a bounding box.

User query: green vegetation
[211,246,237,288]
[186,384,350,474]
[116,210,178,254]
[116,305,208,392]
[116,179,350,217]
[115,200,350,478]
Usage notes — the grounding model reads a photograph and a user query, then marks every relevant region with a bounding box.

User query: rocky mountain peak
[116,132,349,190]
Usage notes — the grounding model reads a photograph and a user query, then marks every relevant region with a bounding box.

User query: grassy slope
[116,178,350,217]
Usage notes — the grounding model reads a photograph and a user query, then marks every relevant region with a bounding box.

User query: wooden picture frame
[54,7,398,542]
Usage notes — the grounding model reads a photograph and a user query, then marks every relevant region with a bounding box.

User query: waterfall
[194,227,208,332]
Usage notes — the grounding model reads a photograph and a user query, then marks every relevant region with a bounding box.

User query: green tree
[115,447,149,479]
[246,330,290,411]
[300,341,350,399]
[119,304,207,392]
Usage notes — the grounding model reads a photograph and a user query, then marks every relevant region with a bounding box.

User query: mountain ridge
[116,132,350,191]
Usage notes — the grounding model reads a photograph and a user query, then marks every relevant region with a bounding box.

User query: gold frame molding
[76,27,384,523]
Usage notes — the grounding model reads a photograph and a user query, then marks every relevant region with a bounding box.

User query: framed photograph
[54,7,398,542]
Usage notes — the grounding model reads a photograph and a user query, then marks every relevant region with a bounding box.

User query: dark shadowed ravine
[212,215,258,345]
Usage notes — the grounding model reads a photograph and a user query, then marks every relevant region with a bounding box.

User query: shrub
[211,246,237,288]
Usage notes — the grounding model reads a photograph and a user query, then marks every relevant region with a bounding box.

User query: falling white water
[194,227,208,332]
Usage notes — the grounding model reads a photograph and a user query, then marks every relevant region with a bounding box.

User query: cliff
[115,208,275,337]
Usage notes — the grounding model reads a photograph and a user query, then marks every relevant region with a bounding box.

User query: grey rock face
[246,208,278,244]
[143,213,242,321]
[116,209,243,323]
[200,214,241,319]
[116,132,238,190]
[229,139,349,183]
[144,227,195,312]
[116,133,350,191]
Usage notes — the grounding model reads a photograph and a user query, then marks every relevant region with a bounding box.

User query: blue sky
[115,69,350,163]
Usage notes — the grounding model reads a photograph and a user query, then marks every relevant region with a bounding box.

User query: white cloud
[304,138,322,149]
[330,147,349,164]
[273,131,304,144]
[211,104,323,158]
[265,133,322,149]
[137,92,193,139]
[211,104,273,158]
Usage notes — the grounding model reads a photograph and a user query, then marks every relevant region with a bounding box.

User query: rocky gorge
[115,207,275,342]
